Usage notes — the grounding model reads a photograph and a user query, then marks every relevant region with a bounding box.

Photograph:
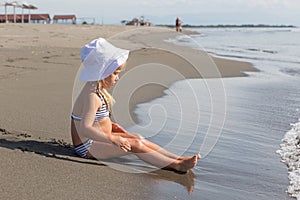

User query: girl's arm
[79,92,131,151]
[112,122,127,133]
[79,92,111,142]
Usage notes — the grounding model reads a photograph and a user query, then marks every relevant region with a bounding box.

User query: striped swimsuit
[71,93,109,158]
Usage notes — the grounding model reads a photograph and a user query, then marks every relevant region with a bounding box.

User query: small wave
[176,35,191,43]
[247,48,261,52]
[262,49,277,54]
[246,48,277,54]
[280,68,300,77]
[225,45,240,48]
[291,28,300,33]
[212,52,261,61]
[211,52,300,66]
[259,29,294,34]
[165,35,198,49]
[276,120,300,199]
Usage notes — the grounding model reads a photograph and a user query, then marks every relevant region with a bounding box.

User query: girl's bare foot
[176,154,200,172]
[178,156,195,160]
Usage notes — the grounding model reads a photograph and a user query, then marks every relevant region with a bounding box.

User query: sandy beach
[0,24,257,199]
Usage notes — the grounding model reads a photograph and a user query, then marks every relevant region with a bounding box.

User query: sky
[2,0,300,26]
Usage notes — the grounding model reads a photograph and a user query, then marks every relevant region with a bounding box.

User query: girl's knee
[130,133,144,139]
[130,138,144,152]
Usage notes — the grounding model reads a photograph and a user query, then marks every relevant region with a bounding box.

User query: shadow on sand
[0,129,196,194]
[0,137,105,166]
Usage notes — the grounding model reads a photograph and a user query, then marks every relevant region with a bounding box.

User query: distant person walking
[175,17,182,32]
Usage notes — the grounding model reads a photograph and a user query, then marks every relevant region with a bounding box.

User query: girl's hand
[110,135,131,152]
[112,123,127,133]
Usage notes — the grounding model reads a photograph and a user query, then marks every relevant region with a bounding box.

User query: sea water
[128,27,300,199]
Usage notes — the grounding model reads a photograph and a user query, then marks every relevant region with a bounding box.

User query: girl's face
[101,63,126,89]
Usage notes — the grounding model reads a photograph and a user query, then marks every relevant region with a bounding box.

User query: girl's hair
[97,81,114,111]
[95,64,124,110]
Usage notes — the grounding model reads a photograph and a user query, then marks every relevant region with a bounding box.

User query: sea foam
[277,120,300,199]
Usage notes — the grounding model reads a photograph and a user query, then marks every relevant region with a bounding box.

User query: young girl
[71,38,200,172]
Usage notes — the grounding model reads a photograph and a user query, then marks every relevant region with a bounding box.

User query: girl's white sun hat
[79,38,129,82]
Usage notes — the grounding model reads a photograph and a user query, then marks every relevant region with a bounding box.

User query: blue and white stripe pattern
[95,94,109,121]
[71,94,109,122]
[74,139,93,158]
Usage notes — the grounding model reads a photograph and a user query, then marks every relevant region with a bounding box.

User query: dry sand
[0,24,257,199]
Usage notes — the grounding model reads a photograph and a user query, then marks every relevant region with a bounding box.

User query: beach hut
[26,14,50,23]
[0,14,49,23]
[53,15,76,24]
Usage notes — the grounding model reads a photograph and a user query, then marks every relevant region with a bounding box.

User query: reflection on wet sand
[148,169,196,194]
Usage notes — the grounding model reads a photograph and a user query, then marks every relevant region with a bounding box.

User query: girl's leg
[88,139,199,172]
[112,132,195,160]
[139,138,194,160]
[88,140,130,159]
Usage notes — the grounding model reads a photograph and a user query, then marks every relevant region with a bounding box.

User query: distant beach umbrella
[21,2,37,23]
[0,1,37,23]
[11,1,23,23]
[0,2,13,23]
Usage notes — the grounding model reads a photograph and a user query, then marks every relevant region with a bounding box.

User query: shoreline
[0,24,258,199]
[109,27,257,126]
